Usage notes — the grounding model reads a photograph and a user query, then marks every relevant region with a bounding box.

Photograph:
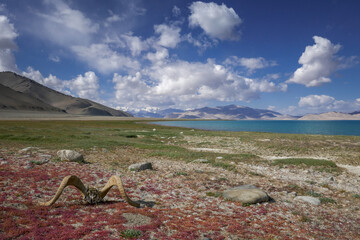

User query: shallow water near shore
[152,120,360,136]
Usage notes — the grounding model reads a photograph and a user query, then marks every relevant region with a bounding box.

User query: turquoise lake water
[152,120,360,136]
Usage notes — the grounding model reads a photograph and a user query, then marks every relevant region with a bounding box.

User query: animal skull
[38,175,140,207]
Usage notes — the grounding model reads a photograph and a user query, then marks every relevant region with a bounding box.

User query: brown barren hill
[0,71,132,117]
[0,83,64,112]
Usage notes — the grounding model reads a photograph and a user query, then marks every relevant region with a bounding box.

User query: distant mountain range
[0,71,132,117]
[130,108,185,118]
[165,105,286,120]
[298,112,360,120]
[131,105,360,120]
[131,105,295,120]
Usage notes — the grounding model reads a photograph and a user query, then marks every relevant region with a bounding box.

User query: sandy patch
[262,156,331,161]
[188,147,233,154]
[337,164,360,176]
[0,110,156,121]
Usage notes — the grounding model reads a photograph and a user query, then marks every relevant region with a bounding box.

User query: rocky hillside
[0,71,132,117]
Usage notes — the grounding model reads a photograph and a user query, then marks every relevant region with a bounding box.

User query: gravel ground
[1,147,360,239]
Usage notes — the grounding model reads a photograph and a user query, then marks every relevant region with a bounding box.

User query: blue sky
[0,0,359,115]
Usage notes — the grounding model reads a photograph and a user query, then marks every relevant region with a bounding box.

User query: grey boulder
[294,196,320,205]
[223,185,270,204]
[128,162,153,171]
[57,150,84,163]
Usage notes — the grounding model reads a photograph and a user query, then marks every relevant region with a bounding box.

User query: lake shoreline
[151,120,360,136]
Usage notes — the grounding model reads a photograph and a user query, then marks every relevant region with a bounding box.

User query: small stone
[193,159,208,163]
[294,196,321,205]
[41,159,49,164]
[128,162,153,171]
[223,185,269,204]
[19,147,38,154]
[1,161,7,165]
[102,148,108,153]
[25,164,32,169]
[57,150,85,163]
[288,191,297,197]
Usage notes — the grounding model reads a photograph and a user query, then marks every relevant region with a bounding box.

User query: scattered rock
[1,161,7,165]
[57,150,85,163]
[223,185,270,204]
[39,154,51,163]
[216,156,223,160]
[128,162,153,171]
[294,196,321,205]
[193,159,208,163]
[19,147,38,154]
[24,164,32,169]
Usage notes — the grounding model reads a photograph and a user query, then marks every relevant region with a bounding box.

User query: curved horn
[39,175,87,206]
[99,175,140,208]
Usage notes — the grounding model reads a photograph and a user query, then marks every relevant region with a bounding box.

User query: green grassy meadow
[0,119,359,166]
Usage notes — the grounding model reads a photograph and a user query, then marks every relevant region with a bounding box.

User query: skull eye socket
[85,189,101,204]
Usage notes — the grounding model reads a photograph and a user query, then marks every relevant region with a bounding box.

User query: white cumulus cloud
[111,59,285,109]
[185,33,216,53]
[146,47,169,65]
[34,0,98,47]
[0,15,18,49]
[224,56,277,73]
[71,44,140,73]
[22,67,100,101]
[154,24,181,48]
[113,72,150,103]
[299,94,335,108]
[189,1,242,41]
[0,15,18,72]
[105,11,123,25]
[112,72,173,108]
[121,33,149,56]
[287,36,341,87]
[68,71,99,100]
[0,49,17,72]
[297,94,360,113]
[22,67,66,92]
